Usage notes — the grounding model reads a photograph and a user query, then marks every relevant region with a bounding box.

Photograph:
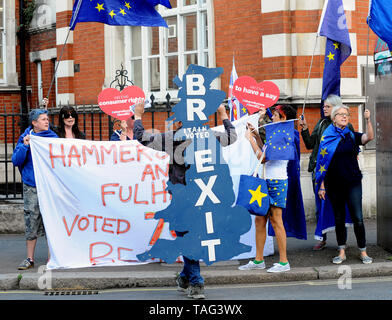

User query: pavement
[0,219,392,291]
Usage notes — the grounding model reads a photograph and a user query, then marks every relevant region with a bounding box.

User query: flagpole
[301,0,328,116]
[45,0,84,106]
[301,34,319,115]
[364,24,370,107]
[249,118,298,134]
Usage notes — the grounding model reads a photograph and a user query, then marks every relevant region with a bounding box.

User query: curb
[1,262,392,291]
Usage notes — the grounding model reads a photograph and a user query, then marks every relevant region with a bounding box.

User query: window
[0,0,4,81]
[125,0,212,100]
[36,61,43,104]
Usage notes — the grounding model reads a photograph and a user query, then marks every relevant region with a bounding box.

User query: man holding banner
[12,109,58,270]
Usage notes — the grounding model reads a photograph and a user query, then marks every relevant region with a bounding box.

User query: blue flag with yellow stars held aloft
[368,0,392,51]
[318,0,351,116]
[70,0,171,30]
[264,121,295,161]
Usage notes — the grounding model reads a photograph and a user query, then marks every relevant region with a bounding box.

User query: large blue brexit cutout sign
[137,65,252,265]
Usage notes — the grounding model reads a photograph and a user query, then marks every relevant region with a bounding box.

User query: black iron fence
[0,95,224,200]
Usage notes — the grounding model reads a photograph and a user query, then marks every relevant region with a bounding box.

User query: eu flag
[318,0,351,115]
[314,122,354,240]
[70,0,171,30]
[368,0,392,50]
[268,130,307,240]
[264,121,295,161]
[146,0,172,7]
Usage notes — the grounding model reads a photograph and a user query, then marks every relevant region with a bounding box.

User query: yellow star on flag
[320,148,328,158]
[119,8,126,16]
[95,3,104,12]
[248,185,268,207]
[125,2,131,10]
[318,165,327,174]
[109,10,116,18]
[327,52,335,61]
[320,135,325,142]
[333,42,340,50]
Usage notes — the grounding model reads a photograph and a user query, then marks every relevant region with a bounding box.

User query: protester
[299,94,354,250]
[316,105,374,264]
[42,98,85,139]
[110,116,135,141]
[56,105,86,139]
[239,105,297,273]
[12,109,58,270]
[133,102,237,299]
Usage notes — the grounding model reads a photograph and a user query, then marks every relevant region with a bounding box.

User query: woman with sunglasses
[42,98,85,139]
[56,105,86,139]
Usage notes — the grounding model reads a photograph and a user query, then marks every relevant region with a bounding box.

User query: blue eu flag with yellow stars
[265,121,295,161]
[70,0,171,30]
[368,0,392,51]
[318,0,351,116]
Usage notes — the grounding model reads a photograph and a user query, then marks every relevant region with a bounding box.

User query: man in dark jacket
[133,102,237,299]
[12,109,58,270]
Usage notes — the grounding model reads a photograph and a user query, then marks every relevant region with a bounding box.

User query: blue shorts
[266,179,288,209]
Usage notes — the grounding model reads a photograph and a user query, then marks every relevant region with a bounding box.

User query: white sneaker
[238,260,265,270]
[267,262,290,273]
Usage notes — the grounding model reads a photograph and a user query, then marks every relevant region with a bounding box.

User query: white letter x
[194,175,220,206]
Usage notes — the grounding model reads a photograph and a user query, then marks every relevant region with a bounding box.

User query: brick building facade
[2,1,377,135]
[1,0,378,216]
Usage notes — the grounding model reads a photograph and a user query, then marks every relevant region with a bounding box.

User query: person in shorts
[239,105,296,273]
[12,109,58,270]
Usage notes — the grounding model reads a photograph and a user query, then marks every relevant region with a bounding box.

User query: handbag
[236,147,270,216]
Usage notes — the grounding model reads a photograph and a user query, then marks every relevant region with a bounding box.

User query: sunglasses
[62,112,77,119]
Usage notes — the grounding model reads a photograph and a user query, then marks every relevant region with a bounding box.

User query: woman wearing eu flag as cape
[315,105,374,265]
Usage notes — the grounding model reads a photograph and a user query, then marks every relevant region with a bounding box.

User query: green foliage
[18,0,37,31]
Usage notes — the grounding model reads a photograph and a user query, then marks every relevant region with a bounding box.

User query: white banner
[31,136,174,269]
[30,115,273,270]
[213,114,274,259]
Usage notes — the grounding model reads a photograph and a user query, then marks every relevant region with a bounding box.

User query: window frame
[36,60,43,103]
[0,0,6,83]
[124,0,214,101]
